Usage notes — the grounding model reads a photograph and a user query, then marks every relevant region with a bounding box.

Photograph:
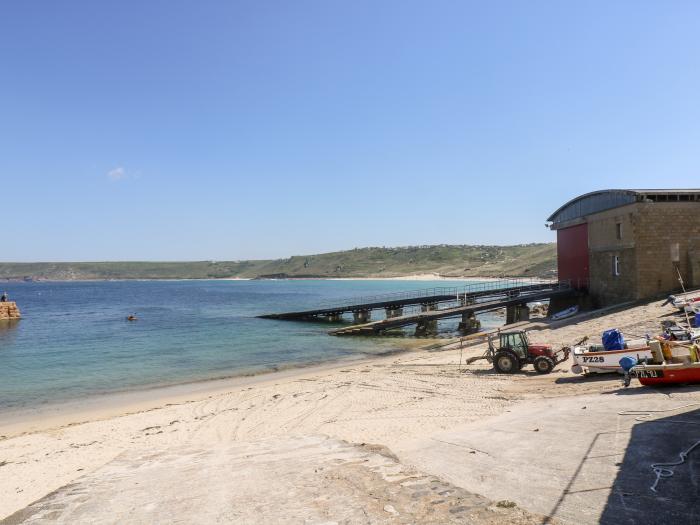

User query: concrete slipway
[398,387,700,524]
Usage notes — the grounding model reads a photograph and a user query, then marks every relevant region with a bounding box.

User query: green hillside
[0,243,557,281]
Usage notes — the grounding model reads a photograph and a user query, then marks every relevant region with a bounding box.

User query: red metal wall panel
[557,224,589,288]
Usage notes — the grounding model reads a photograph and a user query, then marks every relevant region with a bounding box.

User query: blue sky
[2,1,699,261]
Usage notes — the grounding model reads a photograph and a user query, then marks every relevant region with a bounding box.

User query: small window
[612,255,620,276]
[616,223,622,240]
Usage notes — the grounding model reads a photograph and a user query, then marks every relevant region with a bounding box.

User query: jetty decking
[330,283,572,335]
[259,279,575,335]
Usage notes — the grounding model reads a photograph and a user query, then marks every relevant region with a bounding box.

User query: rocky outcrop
[0,301,21,320]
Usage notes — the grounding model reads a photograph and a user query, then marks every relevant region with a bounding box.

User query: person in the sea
[0,291,7,302]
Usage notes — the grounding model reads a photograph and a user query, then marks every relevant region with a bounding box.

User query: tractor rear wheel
[534,356,555,374]
[493,350,520,374]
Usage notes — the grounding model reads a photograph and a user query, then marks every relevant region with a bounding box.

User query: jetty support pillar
[385,306,403,319]
[353,310,371,324]
[506,305,530,324]
[325,312,343,323]
[458,311,480,334]
[519,305,530,322]
[416,302,439,335]
[415,319,438,337]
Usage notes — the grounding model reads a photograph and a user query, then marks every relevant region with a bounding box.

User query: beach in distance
[0,244,557,282]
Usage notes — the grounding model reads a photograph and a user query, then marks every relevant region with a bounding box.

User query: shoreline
[0,339,441,439]
[0,357,372,438]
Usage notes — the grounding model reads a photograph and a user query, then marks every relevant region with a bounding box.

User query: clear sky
[2,1,699,261]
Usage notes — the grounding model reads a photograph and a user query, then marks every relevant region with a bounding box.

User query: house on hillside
[547,189,700,306]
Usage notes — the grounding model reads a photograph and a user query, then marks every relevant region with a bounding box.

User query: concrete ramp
[2,435,546,525]
[398,391,700,525]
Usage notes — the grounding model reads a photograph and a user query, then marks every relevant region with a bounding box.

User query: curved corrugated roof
[547,189,700,224]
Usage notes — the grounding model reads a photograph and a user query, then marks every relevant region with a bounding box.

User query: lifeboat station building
[547,189,700,306]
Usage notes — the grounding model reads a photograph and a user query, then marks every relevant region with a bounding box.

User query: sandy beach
[2,297,699,523]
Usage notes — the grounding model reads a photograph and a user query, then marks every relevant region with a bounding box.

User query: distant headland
[0,243,556,281]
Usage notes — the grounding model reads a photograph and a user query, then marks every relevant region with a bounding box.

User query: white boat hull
[550,305,579,321]
[571,345,653,374]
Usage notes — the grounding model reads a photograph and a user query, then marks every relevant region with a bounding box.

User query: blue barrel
[602,329,625,350]
[695,313,700,328]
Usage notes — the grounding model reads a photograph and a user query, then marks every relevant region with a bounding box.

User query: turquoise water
[0,279,499,411]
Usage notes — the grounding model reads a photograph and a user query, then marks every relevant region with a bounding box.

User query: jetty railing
[317,277,556,311]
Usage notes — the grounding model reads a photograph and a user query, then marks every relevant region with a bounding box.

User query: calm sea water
[0,279,501,411]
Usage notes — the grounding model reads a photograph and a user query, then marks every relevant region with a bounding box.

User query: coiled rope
[649,440,700,493]
[619,403,700,493]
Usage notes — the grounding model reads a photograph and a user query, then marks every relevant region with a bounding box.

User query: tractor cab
[499,331,530,359]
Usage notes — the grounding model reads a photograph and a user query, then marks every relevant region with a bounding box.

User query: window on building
[612,255,620,276]
[616,223,622,240]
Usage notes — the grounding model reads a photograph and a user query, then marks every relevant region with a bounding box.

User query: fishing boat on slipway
[627,337,700,386]
[571,339,652,375]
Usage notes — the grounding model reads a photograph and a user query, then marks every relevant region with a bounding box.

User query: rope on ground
[650,440,700,493]
[618,403,700,493]
[618,403,700,421]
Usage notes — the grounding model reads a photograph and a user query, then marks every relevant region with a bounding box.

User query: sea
[0,279,504,412]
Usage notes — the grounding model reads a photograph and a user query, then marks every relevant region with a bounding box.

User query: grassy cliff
[0,243,556,281]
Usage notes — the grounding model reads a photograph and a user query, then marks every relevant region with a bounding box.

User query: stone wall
[634,202,700,299]
[589,247,637,305]
[0,301,21,320]
[689,240,700,288]
[586,201,700,305]
[586,204,637,251]
[587,204,639,305]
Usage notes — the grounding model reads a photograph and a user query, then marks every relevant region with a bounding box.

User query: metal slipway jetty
[258,279,575,336]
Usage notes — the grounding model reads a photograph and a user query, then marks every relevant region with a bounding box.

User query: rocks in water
[0,301,21,320]
[528,302,549,317]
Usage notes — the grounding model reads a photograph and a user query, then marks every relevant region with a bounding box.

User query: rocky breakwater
[0,301,21,320]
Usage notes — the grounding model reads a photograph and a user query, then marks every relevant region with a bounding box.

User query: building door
[556,223,589,288]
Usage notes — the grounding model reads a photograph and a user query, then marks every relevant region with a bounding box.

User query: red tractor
[486,330,570,374]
